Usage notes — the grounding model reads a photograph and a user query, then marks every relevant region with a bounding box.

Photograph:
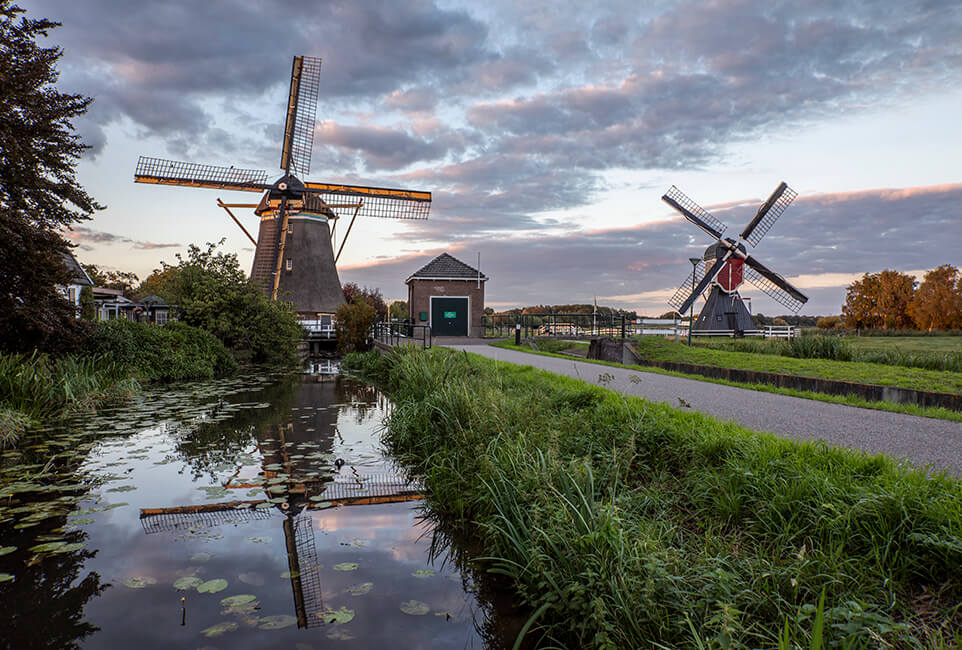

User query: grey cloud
[66,226,181,251]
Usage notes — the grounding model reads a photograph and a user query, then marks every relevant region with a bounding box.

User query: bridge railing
[372,321,432,349]
[300,319,336,338]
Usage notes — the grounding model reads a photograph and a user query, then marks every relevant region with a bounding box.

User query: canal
[0,364,522,648]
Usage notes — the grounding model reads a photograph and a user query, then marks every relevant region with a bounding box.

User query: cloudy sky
[30,0,962,315]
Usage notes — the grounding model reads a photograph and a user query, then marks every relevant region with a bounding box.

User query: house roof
[62,251,93,286]
[406,253,488,283]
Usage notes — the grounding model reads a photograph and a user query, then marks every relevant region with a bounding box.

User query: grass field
[846,336,962,355]
[637,337,962,394]
[345,348,962,648]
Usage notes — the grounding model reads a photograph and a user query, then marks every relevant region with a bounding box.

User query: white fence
[632,319,798,339]
[300,319,336,338]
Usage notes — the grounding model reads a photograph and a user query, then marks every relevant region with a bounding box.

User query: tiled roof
[407,253,488,282]
[61,252,93,286]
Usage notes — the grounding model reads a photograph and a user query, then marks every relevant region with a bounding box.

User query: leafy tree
[816,315,842,329]
[908,264,962,331]
[131,266,179,301]
[78,285,95,320]
[842,270,916,329]
[388,300,407,320]
[0,3,100,352]
[342,282,387,318]
[158,241,302,362]
[81,264,138,293]
[335,297,375,354]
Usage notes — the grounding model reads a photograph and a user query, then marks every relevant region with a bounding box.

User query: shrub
[816,315,841,329]
[84,320,236,381]
[336,298,376,355]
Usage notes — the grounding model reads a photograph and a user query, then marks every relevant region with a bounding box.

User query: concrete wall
[407,279,485,336]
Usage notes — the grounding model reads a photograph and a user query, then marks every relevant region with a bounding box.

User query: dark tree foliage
[342,282,387,318]
[0,3,100,352]
[81,264,138,293]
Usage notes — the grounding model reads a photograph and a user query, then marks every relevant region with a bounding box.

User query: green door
[431,297,468,336]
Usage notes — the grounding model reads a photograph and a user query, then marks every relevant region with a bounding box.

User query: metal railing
[300,319,336,338]
[372,321,432,349]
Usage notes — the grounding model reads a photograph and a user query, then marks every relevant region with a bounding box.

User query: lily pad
[400,600,430,616]
[197,578,229,593]
[327,628,356,640]
[106,485,137,492]
[246,536,272,544]
[124,576,157,589]
[238,572,265,586]
[201,621,238,637]
[67,517,95,526]
[191,552,211,562]
[319,606,355,625]
[412,569,437,578]
[220,594,257,608]
[0,573,14,583]
[0,546,16,556]
[347,582,373,596]
[333,562,358,572]
[173,576,204,591]
[258,614,297,630]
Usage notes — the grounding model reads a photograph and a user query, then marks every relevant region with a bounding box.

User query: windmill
[663,182,808,334]
[134,56,432,321]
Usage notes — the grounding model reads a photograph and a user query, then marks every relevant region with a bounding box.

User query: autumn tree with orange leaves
[842,269,916,329]
[908,265,962,331]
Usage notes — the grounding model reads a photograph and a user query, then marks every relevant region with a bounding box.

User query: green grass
[345,348,962,648]
[636,337,962,394]
[490,340,962,423]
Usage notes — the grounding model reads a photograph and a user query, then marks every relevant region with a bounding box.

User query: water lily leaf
[268,485,286,494]
[268,497,287,504]
[319,606,355,625]
[173,576,204,590]
[258,614,297,630]
[246,536,272,544]
[326,628,355,640]
[29,541,66,553]
[0,546,16,556]
[412,569,437,578]
[191,552,211,562]
[333,562,358,571]
[201,621,238,637]
[107,485,137,492]
[0,573,14,583]
[197,578,229,593]
[68,517,95,526]
[347,582,373,596]
[124,576,157,589]
[220,594,257,608]
[238,572,264,586]
[399,600,430,616]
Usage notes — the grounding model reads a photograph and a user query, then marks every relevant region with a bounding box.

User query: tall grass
[346,348,962,648]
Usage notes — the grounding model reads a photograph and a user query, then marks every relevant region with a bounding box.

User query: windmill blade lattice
[740,182,798,246]
[662,185,728,240]
[134,156,268,192]
[280,56,322,176]
[304,183,431,220]
[743,264,805,312]
[667,260,705,311]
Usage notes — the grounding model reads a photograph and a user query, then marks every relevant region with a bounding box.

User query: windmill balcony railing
[300,320,336,338]
[372,321,432,350]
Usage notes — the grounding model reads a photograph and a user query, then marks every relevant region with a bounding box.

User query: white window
[288,223,293,234]
[156,311,168,325]
[286,259,293,271]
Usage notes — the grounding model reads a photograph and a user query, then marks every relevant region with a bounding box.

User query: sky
[27,0,962,316]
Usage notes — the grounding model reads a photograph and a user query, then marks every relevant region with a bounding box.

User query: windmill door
[431,297,469,336]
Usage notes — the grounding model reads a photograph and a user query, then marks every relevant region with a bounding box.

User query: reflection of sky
[55,376,491,648]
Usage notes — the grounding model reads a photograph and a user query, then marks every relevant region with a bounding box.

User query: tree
[158,241,302,362]
[342,282,387,318]
[82,264,138,293]
[79,285,95,320]
[336,297,375,354]
[842,269,916,329]
[908,265,962,331]
[388,300,407,320]
[132,266,179,301]
[0,3,100,352]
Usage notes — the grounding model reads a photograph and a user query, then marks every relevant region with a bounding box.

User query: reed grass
[345,348,962,648]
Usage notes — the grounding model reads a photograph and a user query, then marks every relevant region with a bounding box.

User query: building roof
[406,252,488,283]
[61,251,93,286]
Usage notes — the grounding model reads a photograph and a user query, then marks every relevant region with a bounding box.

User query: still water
[0,365,520,649]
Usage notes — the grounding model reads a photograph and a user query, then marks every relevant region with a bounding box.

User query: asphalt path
[444,343,962,475]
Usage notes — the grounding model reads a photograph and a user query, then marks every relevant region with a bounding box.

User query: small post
[688,257,700,347]
[515,323,521,346]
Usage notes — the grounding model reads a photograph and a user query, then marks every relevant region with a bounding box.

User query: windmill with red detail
[663,182,808,335]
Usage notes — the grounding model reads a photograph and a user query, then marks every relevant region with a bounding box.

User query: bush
[816,315,841,329]
[336,299,376,355]
[84,320,236,381]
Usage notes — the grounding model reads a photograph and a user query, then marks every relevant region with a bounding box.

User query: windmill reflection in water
[138,368,423,628]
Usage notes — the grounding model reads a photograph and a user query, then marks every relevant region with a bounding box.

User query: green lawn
[846,336,962,355]
[638,337,962,394]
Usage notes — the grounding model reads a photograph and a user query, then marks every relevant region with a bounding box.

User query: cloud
[65,226,181,251]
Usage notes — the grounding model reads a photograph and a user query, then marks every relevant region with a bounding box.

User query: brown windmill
[134,56,431,325]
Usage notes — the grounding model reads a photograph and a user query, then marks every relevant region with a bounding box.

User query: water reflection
[0,369,516,648]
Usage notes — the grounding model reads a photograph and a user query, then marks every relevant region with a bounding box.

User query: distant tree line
[841,266,962,331]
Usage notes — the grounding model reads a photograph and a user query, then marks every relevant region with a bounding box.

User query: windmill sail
[678,253,730,315]
[134,156,268,192]
[280,56,322,176]
[739,182,798,246]
[667,260,705,311]
[303,182,431,219]
[743,256,807,312]
[662,185,727,240]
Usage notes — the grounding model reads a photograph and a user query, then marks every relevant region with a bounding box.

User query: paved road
[445,344,962,475]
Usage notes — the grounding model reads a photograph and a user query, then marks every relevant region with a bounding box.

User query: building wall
[407,279,485,336]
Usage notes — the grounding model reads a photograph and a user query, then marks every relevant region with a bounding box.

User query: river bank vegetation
[344,347,962,648]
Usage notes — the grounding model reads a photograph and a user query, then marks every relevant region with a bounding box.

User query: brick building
[406,253,488,337]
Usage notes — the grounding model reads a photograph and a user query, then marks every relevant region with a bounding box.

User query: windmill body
[134,57,431,324]
[663,182,808,335]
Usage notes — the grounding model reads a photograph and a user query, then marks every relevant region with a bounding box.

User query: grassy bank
[1,321,237,446]
[636,337,962,395]
[345,348,962,648]
[491,340,962,423]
